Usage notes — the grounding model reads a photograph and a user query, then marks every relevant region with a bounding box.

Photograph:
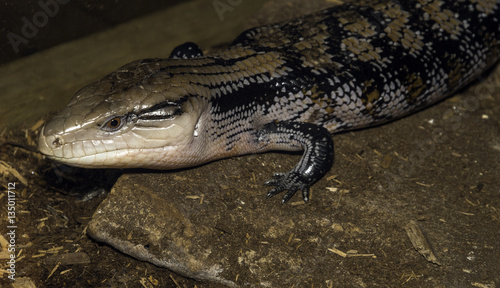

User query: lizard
[38,0,500,203]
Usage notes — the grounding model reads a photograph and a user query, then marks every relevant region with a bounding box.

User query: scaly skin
[38,0,500,203]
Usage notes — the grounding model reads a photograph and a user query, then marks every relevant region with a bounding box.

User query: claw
[282,188,299,203]
[266,187,281,198]
[265,179,279,186]
[301,188,310,203]
[272,173,285,179]
[264,171,310,203]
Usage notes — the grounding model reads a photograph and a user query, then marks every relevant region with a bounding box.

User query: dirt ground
[1,1,500,288]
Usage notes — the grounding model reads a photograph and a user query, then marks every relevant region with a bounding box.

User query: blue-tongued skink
[38,0,500,203]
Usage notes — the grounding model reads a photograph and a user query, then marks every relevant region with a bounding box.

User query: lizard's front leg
[257,121,334,203]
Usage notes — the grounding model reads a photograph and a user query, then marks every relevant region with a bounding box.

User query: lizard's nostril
[51,136,64,148]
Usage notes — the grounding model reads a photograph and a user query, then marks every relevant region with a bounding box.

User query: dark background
[1,0,185,64]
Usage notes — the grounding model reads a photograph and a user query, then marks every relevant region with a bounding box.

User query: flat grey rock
[88,154,348,287]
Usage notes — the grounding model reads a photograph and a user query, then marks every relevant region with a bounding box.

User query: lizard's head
[38,59,209,169]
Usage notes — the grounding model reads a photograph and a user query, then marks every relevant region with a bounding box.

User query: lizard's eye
[100,116,126,132]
